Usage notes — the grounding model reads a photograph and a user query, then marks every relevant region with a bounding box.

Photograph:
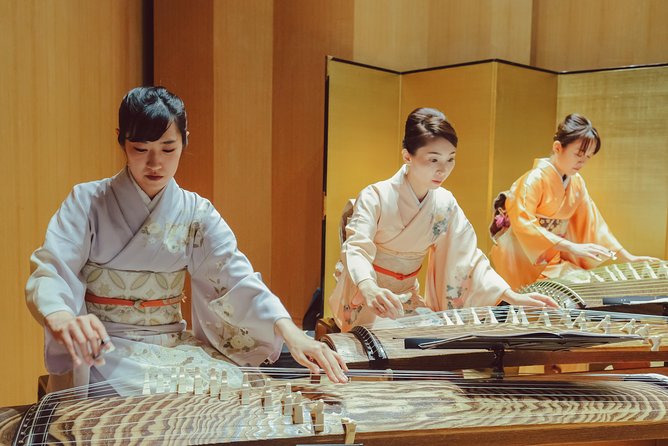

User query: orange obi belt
[85,292,186,309]
[373,264,421,281]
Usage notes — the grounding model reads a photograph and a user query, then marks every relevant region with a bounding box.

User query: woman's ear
[116,128,125,150]
[401,148,411,164]
[552,140,562,154]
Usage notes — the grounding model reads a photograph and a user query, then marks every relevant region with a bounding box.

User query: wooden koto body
[7,371,668,445]
[320,307,668,370]
[522,260,668,314]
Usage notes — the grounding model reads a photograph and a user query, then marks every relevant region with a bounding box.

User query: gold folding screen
[323,59,666,317]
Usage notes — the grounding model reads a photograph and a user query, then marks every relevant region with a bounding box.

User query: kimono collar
[533,158,571,189]
[110,168,177,233]
[391,164,431,208]
[126,167,168,211]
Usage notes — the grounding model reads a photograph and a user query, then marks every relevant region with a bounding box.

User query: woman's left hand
[275,318,349,383]
[616,249,661,264]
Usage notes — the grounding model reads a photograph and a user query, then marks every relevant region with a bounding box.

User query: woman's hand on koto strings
[44,310,115,367]
[502,289,560,308]
[358,278,411,319]
[275,318,349,383]
[558,240,617,262]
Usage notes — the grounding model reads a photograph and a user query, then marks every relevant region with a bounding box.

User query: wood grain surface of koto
[6,370,668,445]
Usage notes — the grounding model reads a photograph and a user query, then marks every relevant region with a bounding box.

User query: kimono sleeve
[507,173,565,265]
[566,182,623,268]
[188,200,290,367]
[25,185,92,324]
[342,186,381,286]
[426,199,509,311]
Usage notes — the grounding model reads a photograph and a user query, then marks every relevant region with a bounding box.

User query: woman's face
[123,123,183,198]
[551,138,595,177]
[403,137,456,195]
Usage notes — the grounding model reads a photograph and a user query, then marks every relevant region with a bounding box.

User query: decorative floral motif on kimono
[82,263,186,325]
[116,331,243,391]
[445,266,473,308]
[140,202,208,252]
[431,204,454,241]
[538,217,568,237]
[343,302,364,327]
[208,295,258,356]
[402,293,428,316]
[208,267,228,297]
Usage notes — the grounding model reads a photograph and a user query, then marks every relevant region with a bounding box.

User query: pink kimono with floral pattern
[329,165,509,332]
[26,168,290,392]
[489,158,623,290]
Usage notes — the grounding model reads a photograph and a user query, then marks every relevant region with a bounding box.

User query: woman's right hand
[503,290,559,308]
[357,279,409,319]
[559,240,615,262]
[44,310,113,367]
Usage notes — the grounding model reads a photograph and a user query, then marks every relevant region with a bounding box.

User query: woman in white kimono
[26,86,348,392]
[329,108,557,331]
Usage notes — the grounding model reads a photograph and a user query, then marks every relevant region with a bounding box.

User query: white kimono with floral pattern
[329,165,509,332]
[26,168,290,392]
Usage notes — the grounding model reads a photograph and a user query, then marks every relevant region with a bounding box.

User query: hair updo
[554,113,600,155]
[118,86,188,147]
[403,108,458,155]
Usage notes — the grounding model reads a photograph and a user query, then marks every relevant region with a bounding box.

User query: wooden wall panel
[323,61,401,312]
[154,0,214,327]
[557,67,668,259]
[154,0,214,202]
[352,0,667,73]
[353,0,533,72]
[532,0,668,71]
[353,0,430,71]
[0,0,142,407]
[427,0,533,68]
[272,0,354,324]
[213,1,274,282]
[487,0,533,65]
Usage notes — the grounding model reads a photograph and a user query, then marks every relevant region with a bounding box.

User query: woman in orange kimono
[329,108,556,332]
[489,114,657,290]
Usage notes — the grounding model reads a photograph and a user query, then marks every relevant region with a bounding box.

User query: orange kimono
[489,158,623,290]
[329,166,509,332]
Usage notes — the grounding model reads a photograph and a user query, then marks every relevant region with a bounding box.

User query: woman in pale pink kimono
[489,113,657,290]
[26,87,347,393]
[329,108,556,332]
